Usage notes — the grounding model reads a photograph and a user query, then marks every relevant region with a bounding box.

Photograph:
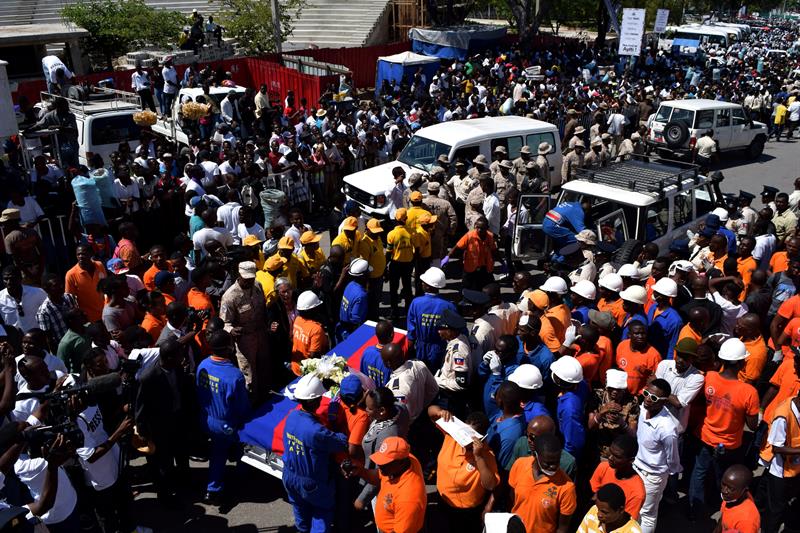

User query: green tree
[61,0,185,70]
[215,0,307,55]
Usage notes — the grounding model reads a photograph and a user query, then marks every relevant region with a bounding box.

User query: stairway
[283,0,393,50]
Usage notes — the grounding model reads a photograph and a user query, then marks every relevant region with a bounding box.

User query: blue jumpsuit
[196,357,250,494]
[542,202,586,250]
[281,409,348,533]
[478,359,519,421]
[516,338,555,382]
[522,400,551,424]
[337,281,369,341]
[486,414,526,471]
[406,293,457,371]
[557,380,589,458]
[359,345,391,387]
[647,305,684,359]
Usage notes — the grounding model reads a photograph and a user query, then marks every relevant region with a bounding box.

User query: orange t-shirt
[143,263,171,292]
[545,304,571,344]
[678,323,703,344]
[291,316,328,375]
[596,336,615,385]
[781,317,800,359]
[436,434,500,509]
[341,403,370,447]
[375,454,427,533]
[770,251,789,274]
[588,461,645,520]
[141,313,167,345]
[597,297,626,327]
[616,340,662,394]
[719,494,760,533]
[778,294,800,320]
[644,277,656,314]
[64,261,107,322]
[737,256,756,289]
[187,287,215,315]
[574,347,602,385]
[700,371,759,449]
[738,336,768,384]
[539,315,562,353]
[508,456,577,533]
[712,252,728,272]
[764,356,800,424]
[455,230,496,273]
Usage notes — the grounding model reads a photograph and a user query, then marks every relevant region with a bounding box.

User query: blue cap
[154,270,176,288]
[437,308,466,330]
[669,239,690,253]
[344,200,360,216]
[699,226,717,238]
[189,196,203,207]
[704,214,721,229]
[339,374,364,404]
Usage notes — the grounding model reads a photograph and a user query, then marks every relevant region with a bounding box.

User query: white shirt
[789,101,800,122]
[218,160,241,176]
[216,202,242,237]
[6,197,44,225]
[386,360,439,422]
[220,97,238,123]
[162,66,178,95]
[753,233,776,269]
[113,179,140,212]
[200,161,221,185]
[0,286,47,333]
[762,400,799,476]
[237,222,266,243]
[192,227,234,254]
[607,113,628,135]
[482,193,501,235]
[131,71,151,92]
[634,406,682,475]
[15,454,77,524]
[711,292,748,335]
[14,353,68,391]
[129,347,160,380]
[41,56,73,84]
[655,360,705,434]
[285,224,311,254]
[76,405,120,490]
[92,340,125,371]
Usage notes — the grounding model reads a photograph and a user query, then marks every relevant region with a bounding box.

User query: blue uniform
[647,305,683,359]
[620,312,649,340]
[522,399,550,424]
[571,304,595,325]
[337,281,369,341]
[282,409,348,533]
[485,414,526,471]
[406,293,457,371]
[542,202,586,249]
[557,380,589,458]
[196,357,250,493]
[478,359,519,421]
[359,345,391,387]
[516,339,555,382]
[718,227,737,255]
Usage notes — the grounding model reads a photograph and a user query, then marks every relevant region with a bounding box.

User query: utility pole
[271,0,283,56]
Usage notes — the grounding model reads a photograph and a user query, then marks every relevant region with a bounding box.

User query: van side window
[695,110,714,129]
[716,109,731,128]
[506,136,523,158]
[90,115,142,147]
[732,107,747,125]
[645,199,669,242]
[526,132,556,153]
[490,138,508,154]
[452,145,480,166]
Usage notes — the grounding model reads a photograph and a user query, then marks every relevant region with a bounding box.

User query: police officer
[196,329,250,504]
[542,199,592,251]
[584,137,603,169]
[512,145,532,183]
[732,190,758,236]
[423,182,457,262]
[406,267,457,371]
[434,308,471,418]
[337,258,370,341]
[282,374,348,533]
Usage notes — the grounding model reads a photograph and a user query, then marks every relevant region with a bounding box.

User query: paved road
[128,142,799,531]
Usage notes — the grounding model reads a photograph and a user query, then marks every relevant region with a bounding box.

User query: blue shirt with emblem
[359,345,392,387]
[406,293,457,370]
[340,281,369,326]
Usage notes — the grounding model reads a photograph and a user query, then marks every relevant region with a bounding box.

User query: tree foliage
[61,0,185,69]
[214,0,307,55]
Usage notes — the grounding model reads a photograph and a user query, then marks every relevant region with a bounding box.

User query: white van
[672,26,732,53]
[152,85,248,146]
[343,116,562,217]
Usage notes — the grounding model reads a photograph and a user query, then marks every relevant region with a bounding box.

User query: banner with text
[654,8,670,33]
[618,8,646,56]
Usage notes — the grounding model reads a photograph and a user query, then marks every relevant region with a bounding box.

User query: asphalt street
[127,139,798,532]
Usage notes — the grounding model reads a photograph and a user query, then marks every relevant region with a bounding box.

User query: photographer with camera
[14,330,67,392]
[156,302,204,373]
[12,357,58,423]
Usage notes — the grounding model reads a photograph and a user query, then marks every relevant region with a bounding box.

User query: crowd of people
[0,12,799,533]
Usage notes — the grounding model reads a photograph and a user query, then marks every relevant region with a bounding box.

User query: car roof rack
[40,87,141,116]
[574,154,705,199]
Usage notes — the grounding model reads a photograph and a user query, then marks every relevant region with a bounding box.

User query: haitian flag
[238,321,407,453]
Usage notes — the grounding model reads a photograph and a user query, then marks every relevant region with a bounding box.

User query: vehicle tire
[613,239,643,267]
[747,138,765,160]
[664,121,689,148]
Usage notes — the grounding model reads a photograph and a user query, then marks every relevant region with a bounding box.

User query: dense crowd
[0,13,799,533]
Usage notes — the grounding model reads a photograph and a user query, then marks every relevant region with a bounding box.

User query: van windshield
[90,114,141,146]
[398,135,451,172]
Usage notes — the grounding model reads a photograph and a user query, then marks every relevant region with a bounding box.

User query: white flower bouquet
[300,353,350,396]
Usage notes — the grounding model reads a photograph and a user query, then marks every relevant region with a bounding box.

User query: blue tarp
[673,38,701,47]
[409,25,507,61]
[375,51,440,95]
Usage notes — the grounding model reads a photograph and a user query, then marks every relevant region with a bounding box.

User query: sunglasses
[642,389,667,402]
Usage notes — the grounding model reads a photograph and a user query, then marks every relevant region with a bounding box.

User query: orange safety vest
[760,397,800,478]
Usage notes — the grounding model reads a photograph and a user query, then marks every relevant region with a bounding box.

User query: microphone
[16,373,123,401]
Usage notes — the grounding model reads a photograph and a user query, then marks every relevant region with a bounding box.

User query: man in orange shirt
[597,274,626,326]
[678,307,709,345]
[589,434,646,520]
[768,235,799,274]
[588,310,616,382]
[338,374,370,462]
[527,289,561,352]
[559,324,603,386]
[541,276,571,346]
[443,215,497,291]
[616,321,661,395]
[736,236,757,291]
[735,313,768,384]
[142,244,172,291]
[688,338,759,517]
[760,350,800,425]
[508,432,577,533]
[291,290,329,376]
[65,244,106,322]
[708,234,729,272]
[717,465,759,533]
[353,436,426,533]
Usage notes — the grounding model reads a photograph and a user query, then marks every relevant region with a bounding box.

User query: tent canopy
[409,25,507,60]
[375,51,440,94]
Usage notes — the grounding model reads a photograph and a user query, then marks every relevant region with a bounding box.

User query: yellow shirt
[775,104,788,125]
[405,205,431,231]
[386,226,414,263]
[268,253,309,288]
[255,270,278,306]
[299,247,326,274]
[411,226,431,259]
[577,505,642,533]
[358,234,386,278]
[331,231,362,263]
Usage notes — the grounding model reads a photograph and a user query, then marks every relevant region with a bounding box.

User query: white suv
[647,99,767,160]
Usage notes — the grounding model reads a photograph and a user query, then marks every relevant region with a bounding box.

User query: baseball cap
[366,219,384,233]
[339,374,364,404]
[410,191,423,202]
[300,231,321,244]
[527,289,549,310]
[674,337,698,356]
[154,270,176,288]
[278,236,295,250]
[243,235,265,247]
[238,261,257,279]
[370,436,411,466]
[342,216,359,231]
[265,255,287,272]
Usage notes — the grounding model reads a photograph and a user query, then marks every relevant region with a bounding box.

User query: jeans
[285,484,334,533]
[633,464,669,533]
[688,442,742,515]
[207,431,240,493]
[163,92,176,116]
[155,88,165,115]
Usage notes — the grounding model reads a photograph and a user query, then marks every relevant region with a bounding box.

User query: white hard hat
[718,338,750,361]
[619,285,648,305]
[550,356,583,384]
[297,290,323,311]
[598,273,623,292]
[541,276,568,295]
[711,207,730,222]
[617,263,641,279]
[652,277,678,298]
[571,279,596,300]
[349,258,371,277]
[294,373,326,400]
[508,364,543,390]
[420,267,447,289]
